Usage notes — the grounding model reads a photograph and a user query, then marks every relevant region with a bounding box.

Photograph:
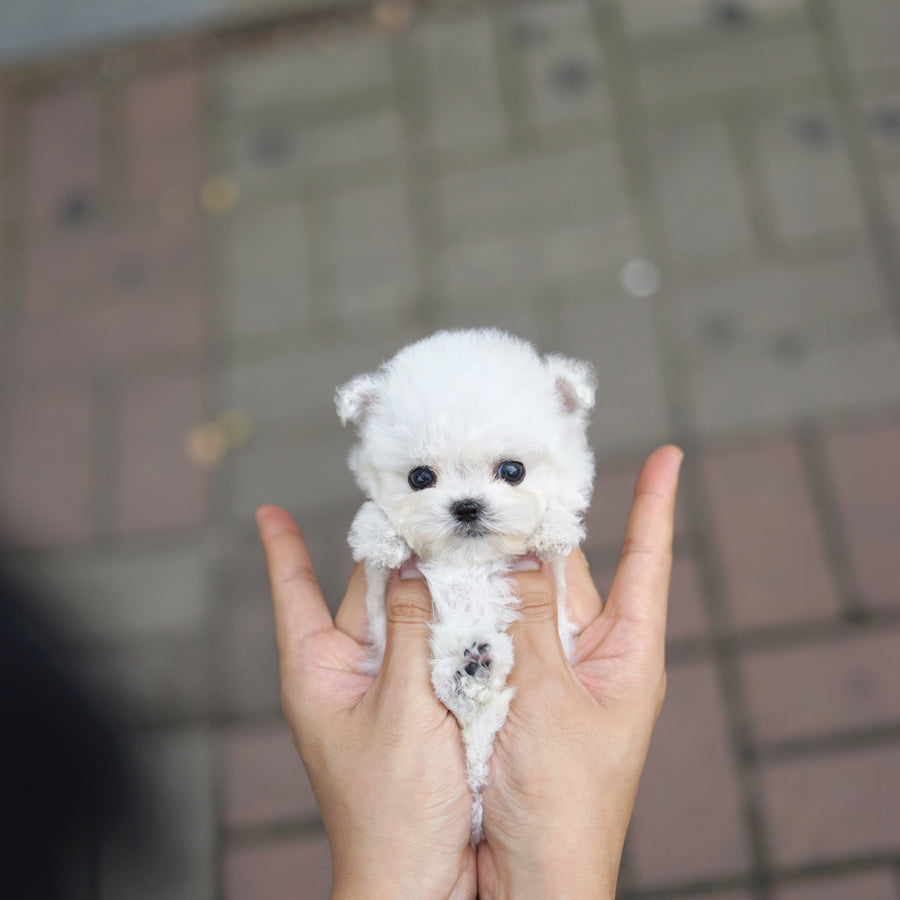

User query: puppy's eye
[408,466,437,490]
[496,460,525,485]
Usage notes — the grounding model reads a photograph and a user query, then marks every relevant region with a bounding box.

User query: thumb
[379,567,434,688]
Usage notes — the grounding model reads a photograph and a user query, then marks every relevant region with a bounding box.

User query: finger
[334,562,369,644]
[564,548,604,631]
[379,568,434,685]
[256,506,334,660]
[605,445,683,642]
[507,563,566,665]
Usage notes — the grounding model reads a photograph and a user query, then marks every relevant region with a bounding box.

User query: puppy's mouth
[454,520,491,539]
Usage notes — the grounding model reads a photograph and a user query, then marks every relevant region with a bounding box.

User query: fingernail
[510,553,541,572]
[399,558,425,580]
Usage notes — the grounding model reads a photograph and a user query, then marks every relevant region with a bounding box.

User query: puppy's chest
[417,564,518,630]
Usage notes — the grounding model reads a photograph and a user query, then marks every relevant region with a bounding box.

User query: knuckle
[386,585,432,627]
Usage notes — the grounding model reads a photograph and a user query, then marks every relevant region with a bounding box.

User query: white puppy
[335,329,595,843]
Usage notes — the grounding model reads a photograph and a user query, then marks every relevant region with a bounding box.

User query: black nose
[451,499,483,522]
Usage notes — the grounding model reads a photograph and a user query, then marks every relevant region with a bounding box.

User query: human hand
[256,506,477,900]
[476,445,683,900]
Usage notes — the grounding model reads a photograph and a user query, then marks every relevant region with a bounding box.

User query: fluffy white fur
[335,329,596,843]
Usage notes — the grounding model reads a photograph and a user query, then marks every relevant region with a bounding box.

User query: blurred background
[1,0,899,897]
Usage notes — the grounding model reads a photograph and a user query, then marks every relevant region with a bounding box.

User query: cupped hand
[257,507,477,900]
[477,445,683,900]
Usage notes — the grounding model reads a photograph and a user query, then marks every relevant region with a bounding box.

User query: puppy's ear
[544,354,596,416]
[335,374,381,426]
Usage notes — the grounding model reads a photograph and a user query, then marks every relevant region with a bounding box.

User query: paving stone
[214,35,392,116]
[8,540,210,640]
[684,319,900,436]
[628,660,749,887]
[773,869,899,900]
[700,439,839,630]
[428,281,545,339]
[741,629,900,744]
[112,368,211,537]
[559,295,673,457]
[647,119,752,265]
[503,0,611,130]
[624,0,807,41]
[330,180,417,321]
[216,108,403,198]
[101,727,216,900]
[761,744,900,867]
[26,80,101,226]
[220,328,421,430]
[823,419,900,609]
[221,721,318,830]
[668,253,891,366]
[219,200,314,341]
[439,142,630,235]
[222,833,331,900]
[832,0,900,76]
[226,431,362,523]
[417,12,507,152]
[78,635,214,724]
[636,30,821,111]
[1,381,97,548]
[127,67,204,203]
[757,101,866,244]
[667,556,709,642]
[13,277,211,379]
[24,214,204,313]
[859,81,900,167]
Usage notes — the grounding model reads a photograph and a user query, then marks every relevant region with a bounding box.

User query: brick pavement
[1,1,900,898]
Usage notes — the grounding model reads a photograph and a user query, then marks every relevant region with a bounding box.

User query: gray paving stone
[77,636,214,724]
[503,0,611,130]
[216,108,404,199]
[668,252,892,365]
[330,180,418,321]
[439,142,630,236]
[757,101,867,243]
[647,119,753,265]
[685,320,900,437]
[859,83,900,166]
[220,329,422,430]
[219,200,314,342]
[416,12,507,152]
[214,34,394,116]
[623,0,807,41]
[832,0,900,75]
[635,29,821,110]
[100,728,216,900]
[558,294,674,457]
[7,543,211,641]
[226,431,362,522]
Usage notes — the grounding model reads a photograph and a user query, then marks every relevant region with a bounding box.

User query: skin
[257,444,682,900]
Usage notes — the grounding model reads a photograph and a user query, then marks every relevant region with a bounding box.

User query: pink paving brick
[667,556,708,641]
[27,81,101,226]
[761,744,900,866]
[222,834,332,900]
[127,67,204,202]
[701,439,839,630]
[627,660,750,887]
[13,281,210,379]
[741,629,900,744]
[221,722,319,830]
[773,868,899,900]
[585,458,688,553]
[112,368,211,536]
[1,382,96,547]
[824,420,900,609]
[24,214,204,313]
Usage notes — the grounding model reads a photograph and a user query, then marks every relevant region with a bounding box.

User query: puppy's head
[336,329,596,566]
